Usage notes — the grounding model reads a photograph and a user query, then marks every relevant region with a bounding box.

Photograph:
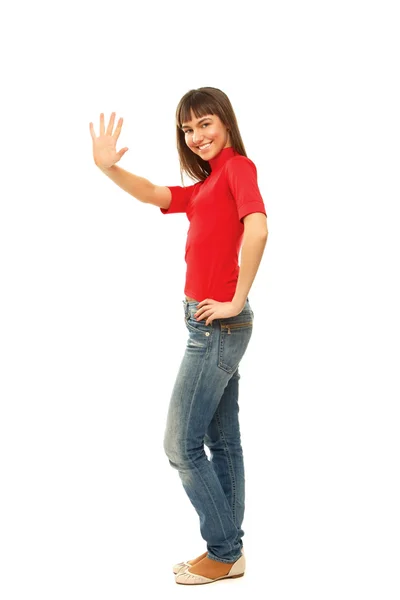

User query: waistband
[183,296,250,306]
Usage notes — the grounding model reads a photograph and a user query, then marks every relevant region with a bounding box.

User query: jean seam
[215,409,237,527]
[183,351,233,554]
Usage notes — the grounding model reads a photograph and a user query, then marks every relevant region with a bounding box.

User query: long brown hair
[175,87,247,184]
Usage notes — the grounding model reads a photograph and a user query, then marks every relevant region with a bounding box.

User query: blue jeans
[163,298,254,563]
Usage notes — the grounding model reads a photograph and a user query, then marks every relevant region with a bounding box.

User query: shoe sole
[176,572,245,585]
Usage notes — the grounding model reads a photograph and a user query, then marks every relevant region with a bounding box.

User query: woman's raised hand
[89,112,129,169]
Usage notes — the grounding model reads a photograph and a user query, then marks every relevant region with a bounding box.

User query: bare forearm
[232,233,268,310]
[97,164,154,203]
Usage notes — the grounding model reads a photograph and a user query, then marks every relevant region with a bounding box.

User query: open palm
[89,112,128,169]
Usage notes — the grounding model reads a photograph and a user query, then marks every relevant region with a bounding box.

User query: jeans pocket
[218,320,253,374]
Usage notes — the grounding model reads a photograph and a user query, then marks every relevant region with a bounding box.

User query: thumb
[118,147,129,159]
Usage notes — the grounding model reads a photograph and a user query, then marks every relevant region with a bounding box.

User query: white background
[1,0,399,598]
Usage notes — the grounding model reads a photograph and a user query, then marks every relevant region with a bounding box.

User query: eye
[183,123,210,135]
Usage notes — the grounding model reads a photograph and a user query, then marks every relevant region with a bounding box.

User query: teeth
[198,143,211,150]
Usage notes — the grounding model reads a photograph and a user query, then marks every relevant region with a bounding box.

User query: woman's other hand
[89,112,129,169]
[194,299,244,326]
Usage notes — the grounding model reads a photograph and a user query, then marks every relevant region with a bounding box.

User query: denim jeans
[163,297,254,563]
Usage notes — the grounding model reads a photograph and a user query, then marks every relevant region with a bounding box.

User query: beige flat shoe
[175,553,246,585]
[172,550,208,575]
[173,547,244,575]
[172,560,193,575]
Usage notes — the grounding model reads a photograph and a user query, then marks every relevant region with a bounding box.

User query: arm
[231,213,268,311]
[97,164,172,209]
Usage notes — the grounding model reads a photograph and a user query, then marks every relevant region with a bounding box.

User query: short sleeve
[226,156,267,222]
[160,182,200,215]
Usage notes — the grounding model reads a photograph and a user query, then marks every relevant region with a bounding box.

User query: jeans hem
[207,552,242,564]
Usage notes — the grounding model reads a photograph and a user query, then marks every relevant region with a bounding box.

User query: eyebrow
[181,116,212,129]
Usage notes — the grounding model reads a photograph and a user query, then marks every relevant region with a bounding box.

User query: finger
[197,304,216,314]
[89,122,96,140]
[107,112,116,136]
[117,147,128,159]
[196,309,212,320]
[197,301,217,316]
[100,113,105,136]
[113,117,124,140]
[196,302,210,314]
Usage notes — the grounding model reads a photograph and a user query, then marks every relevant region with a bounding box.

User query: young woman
[89,87,268,585]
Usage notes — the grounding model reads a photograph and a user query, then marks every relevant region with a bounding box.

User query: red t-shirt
[160,146,267,302]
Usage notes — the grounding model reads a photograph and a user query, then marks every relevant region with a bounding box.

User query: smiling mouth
[197,142,212,151]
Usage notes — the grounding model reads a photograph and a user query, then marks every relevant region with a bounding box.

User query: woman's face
[181,110,231,160]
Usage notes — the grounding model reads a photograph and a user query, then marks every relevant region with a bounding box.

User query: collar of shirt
[208,146,238,173]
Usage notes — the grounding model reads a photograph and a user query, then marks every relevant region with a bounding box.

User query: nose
[192,131,204,145]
